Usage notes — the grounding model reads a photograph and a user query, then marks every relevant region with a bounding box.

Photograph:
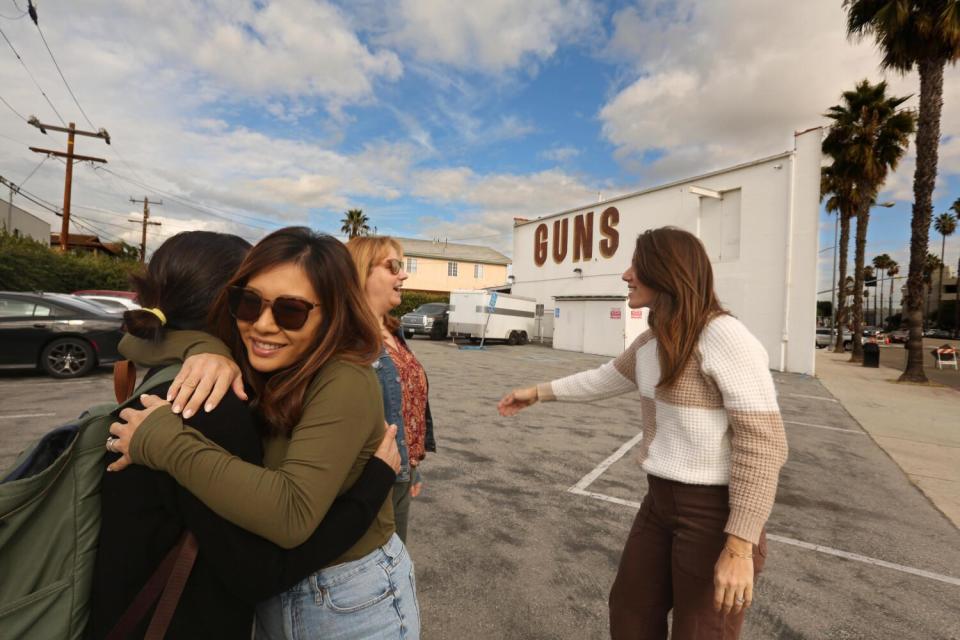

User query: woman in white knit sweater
[498,227,788,640]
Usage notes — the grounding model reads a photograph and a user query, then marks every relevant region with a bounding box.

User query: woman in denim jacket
[349,236,437,542]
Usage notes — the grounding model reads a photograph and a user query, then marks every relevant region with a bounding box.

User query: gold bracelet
[724,545,754,559]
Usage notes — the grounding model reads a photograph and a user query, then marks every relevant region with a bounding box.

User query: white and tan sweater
[538,314,787,544]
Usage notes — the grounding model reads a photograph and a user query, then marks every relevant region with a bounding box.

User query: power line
[0,24,65,124]
[0,92,28,121]
[0,2,27,20]
[72,211,130,232]
[97,166,281,231]
[31,17,97,130]
[0,130,30,145]
[18,153,46,186]
[70,214,123,243]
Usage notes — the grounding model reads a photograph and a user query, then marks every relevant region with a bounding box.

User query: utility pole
[27,117,110,251]
[3,176,13,234]
[129,197,162,262]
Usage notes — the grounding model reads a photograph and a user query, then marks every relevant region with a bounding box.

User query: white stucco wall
[510,128,822,375]
[3,200,51,245]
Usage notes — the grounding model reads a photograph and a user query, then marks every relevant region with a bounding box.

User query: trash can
[862,341,880,368]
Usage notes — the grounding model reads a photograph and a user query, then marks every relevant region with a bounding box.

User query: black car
[400,303,450,340]
[0,291,125,378]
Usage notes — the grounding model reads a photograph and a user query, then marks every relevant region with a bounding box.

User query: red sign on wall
[630,309,642,319]
[610,308,622,320]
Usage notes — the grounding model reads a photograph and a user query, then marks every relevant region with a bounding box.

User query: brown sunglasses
[227,286,320,330]
[382,258,403,275]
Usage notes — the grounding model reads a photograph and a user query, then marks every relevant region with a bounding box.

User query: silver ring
[735,597,745,605]
[106,437,118,453]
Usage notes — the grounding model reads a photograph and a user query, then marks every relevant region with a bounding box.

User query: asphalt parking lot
[1,341,958,639]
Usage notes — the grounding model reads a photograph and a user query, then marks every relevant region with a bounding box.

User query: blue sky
[0,1,957,307]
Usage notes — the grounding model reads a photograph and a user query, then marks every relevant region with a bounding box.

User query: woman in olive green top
[108,227,421,639]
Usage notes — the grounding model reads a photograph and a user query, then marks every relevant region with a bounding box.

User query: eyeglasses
[227,286,320,330]
[382,258,403,275]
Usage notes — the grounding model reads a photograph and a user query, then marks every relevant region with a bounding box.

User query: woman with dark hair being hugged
[108,228,420,639]
[499,227,787,640]
[347,235,437,543]
[90,231,400,639]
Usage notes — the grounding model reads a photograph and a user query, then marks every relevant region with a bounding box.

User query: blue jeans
[255,534,420,640]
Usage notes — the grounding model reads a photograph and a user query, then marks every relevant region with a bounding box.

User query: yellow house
[396,237,510,294]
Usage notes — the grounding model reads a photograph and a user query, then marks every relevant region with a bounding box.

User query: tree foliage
[0,230,142,292]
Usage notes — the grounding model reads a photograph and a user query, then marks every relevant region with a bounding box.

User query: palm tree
[923,252,944,327]
[887,261,899,325]
[340,208,370,239]
[934,208,957,327]
[873,253,893,325]
[822,79,915,362]
[822,165,858,352]
[845,0,960,380]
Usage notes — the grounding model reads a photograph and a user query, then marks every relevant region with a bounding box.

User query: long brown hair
[209,227,381,436]
[632,227,726,389]
[346,235,404,333]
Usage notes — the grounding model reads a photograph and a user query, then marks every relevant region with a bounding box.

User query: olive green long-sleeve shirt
[121,332,395,563]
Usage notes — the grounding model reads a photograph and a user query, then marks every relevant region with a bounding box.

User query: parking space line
[765,534,960,587]
[0,413,56,420]
[568,435,960,588]
[569,432,644,493]
[784,420,866,434]
[780,393,839,403]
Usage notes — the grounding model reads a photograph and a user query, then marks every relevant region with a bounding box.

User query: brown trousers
[609,476,767,640]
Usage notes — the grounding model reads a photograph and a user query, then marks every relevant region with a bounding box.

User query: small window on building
[474,264,483,279]
[448,261,458,277]
[406,257,418,274]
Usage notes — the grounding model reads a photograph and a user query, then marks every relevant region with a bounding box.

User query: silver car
[816,328,854,350]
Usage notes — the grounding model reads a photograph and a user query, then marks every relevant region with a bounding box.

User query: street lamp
[830,201,895,328]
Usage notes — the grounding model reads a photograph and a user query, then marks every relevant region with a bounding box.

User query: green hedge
[0,231,142,293]
[391,291,449,319]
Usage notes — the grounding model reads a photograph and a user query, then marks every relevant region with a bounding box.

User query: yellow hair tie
[143,307,167,326]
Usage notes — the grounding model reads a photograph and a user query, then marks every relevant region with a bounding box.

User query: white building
[510,128,822,375]
[3,199,51,245]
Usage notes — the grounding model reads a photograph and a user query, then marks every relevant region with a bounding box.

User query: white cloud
[377,0,598,73]
[82,0,404,107]
[598,1,959,188]
[540,146,580,162]
[409,167,602,252]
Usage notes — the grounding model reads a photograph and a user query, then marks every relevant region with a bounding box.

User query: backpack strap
[113,360,137,403]
[144,532,200,640]
[115,364,183,412]
[106,531,199,640]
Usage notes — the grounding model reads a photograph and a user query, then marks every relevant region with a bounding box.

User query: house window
[406,257,417,273]
[474,264,483,279]
[447,261,458,277]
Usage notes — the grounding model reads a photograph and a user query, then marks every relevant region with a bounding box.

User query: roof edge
[515,149,795,228]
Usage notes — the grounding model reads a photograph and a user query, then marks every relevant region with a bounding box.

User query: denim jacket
[371,329,436,484]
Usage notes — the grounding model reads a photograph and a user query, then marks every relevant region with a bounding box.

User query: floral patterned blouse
[385,339,428,466]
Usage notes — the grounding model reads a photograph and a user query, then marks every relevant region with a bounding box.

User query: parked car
[401,303,450,340]
[924,328,955,340]
[815,328,855,351]
[888,329,909,344]
[0,291,125,378]
[75,294,141,312]
[72,289,138,301]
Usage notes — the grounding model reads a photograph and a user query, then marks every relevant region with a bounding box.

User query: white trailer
[447,290,538,345]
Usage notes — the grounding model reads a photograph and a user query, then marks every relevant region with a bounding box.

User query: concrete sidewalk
[815,349,960,528]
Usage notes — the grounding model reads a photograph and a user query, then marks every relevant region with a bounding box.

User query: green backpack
[0,365,181,640]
